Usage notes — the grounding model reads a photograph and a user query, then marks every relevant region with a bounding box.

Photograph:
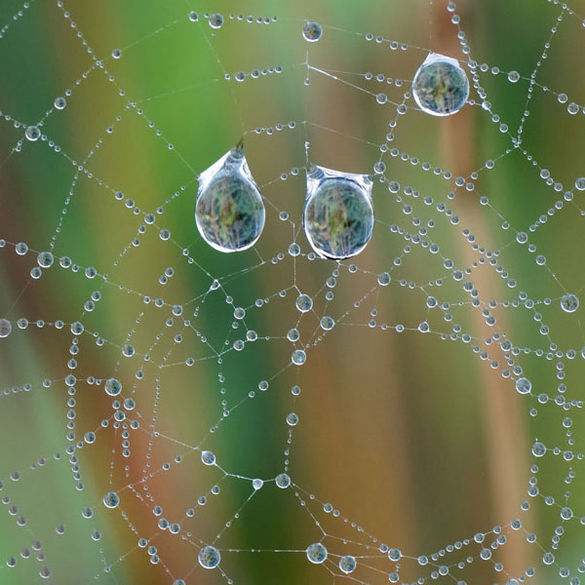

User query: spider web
[1,0,585,584]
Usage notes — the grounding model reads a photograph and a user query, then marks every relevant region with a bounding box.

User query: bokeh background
[1,0,585,583]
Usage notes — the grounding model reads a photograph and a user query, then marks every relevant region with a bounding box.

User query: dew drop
[54,97,67,110]
[574,177,585,191]
[320,316,335,330]
[507,70,520,83]
[104,378,122,396]
[515,377,532,394]
[0,319,12,338]
[412,53,469,116]
[296,294,313,313]
[339,555,357,574]
[201,450,216,465]
[198,545,221,569]
[102,491,119,509]
[304,165,374,260]
[37,251,54,268]
[195,142,265,252]
[291,349,306,365]
[306,542,327,564]
[275,473,291,488]
[208,14,224,29]
[532,441,546,457]
[560,293,579,313]
[302,21,322,42]
[25,126,41,142]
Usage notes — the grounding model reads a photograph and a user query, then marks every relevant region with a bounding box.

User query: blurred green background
[1,0,585,583]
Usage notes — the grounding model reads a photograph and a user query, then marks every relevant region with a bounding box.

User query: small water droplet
[198,545,221,568]
[302,21,322,42]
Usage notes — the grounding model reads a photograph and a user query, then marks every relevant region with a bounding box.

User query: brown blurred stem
[433,0,534,579]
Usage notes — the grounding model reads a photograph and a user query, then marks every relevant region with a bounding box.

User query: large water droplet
[412,53,469,116]
[195,142,265,252]
[303,165,374,260]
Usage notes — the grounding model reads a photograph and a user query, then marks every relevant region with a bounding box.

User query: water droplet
[304,165,374,260]
[515,377,532,394]
[201,450,216,465]
[54,97,67,110]
[532,441,546,457]
[104,378,122,396]
[412,53,469,116]
[306,542,327,564]
[252,478,263,490]
[275,473,291,488]
[339,555,357,574]
[286,412,299,426]
[376,93,388,104]
[507,70,520,83]
[377,272,391,286]
[291,349,306,365]
[122,344,135,357]
[198,545,221,569]
[37,251,54,268]
[25,126,41,142]
[296,294,313,313]
[542,551,555,565]
[102,491,119,509]
[195,142,265,252]
[320,316,335,330]
[560,293,579,313]
[575,177,585,191]
[208,14,224,29]
[0,319,12,338]
[302,21,322,42]
[111,48,122,59]
[568,102,580,115]
[188,11,198,22]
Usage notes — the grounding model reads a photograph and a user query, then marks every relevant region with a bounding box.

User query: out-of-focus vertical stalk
[433,0,534,579]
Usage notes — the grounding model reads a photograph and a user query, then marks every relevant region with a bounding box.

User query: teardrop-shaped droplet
[412,53,469,117]
[303,165,374,260]
[195,142,265,252]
